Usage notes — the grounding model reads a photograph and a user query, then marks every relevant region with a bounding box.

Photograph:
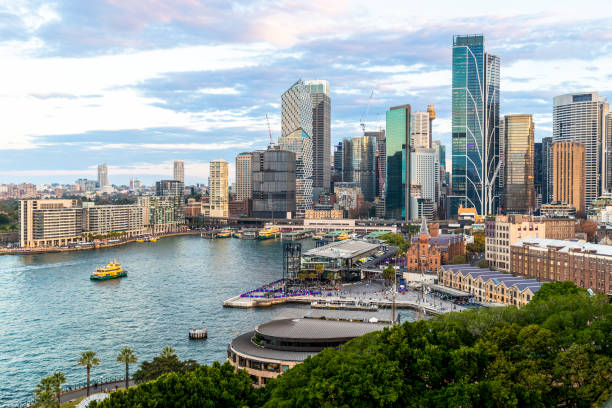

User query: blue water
[0,236,315,407]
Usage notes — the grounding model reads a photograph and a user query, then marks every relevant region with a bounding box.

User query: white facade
[235,152,252,201]
[203,159,229,218]
[410,148,436,204]
[97,164,108,187]
[411,111,430,148]
[173,160,184,183]
[553,92,609,210]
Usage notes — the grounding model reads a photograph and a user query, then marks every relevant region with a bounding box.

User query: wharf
[281,229,312,240]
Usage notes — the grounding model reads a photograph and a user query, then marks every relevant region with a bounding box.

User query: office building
[304,80,331,196]
[410,148,436,220]
[552,141,586,217]
[534,142,543,208]
[542,137,553,204]
[553,92,609,211]
[411,111,430,148]
[173,160,184,183]
[279,80,313,217]
[385,104,411,220]
[367,130,386,217]
[251,147,297,218]
[202,159,229,218]
[503,114,535,213]
[511,238,612,295]
[235,152,253,202]
[607,114,612,193]
[97,164,109,187]
[334,182,362,211]
[332,142,343,182]
[341,135,377,203]
[450,35,500,216]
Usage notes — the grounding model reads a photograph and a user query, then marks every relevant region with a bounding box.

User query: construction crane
[266,113,274,147]
[359,90,374,135]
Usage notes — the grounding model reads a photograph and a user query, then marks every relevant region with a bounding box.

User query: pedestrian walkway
[59,380,132,404]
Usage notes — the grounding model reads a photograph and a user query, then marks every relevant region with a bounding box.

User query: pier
[189,328,208,339]
[281,229,312,240]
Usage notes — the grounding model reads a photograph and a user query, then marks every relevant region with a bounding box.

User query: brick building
[511,238,612,295]
[406,219,464,271]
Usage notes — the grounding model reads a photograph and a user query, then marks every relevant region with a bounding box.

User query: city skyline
[1,2,612,185]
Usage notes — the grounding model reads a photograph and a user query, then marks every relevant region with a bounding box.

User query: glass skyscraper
[304,80,331,198]
[503,114,535,213]
[542,137,553,204]
[450,34,500,216]
[385,105,411,220]
[279,80,313,217]
[341,135,377,203]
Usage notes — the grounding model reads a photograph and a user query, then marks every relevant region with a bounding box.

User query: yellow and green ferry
[258,227,281,240]
[90,261,127,280]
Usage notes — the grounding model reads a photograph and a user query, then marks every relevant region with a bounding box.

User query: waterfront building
[503,114,535,213]
[184,199,202,218]
[304,209,344,219]
[227,318,385,387]
[542,137,553,204]
[138,196,183,233]
[302,239,382,278]
[410,148,436,219]
[19,199,82,247]
[450,34,501,216]
[534,142,543,209]
[202,159,229,218]
[385,104,411,220]
[251,147,297,218]
[83,205,145,236]
[438,265,542,306]
[304,80,331,196]
[279,80,313,217]
[511,238,612,295]
[406,219,464,270]
[156,179,185,224]
[333,182,362,212]
[228,199,251,217]
[235,152,253,202]
[411,111,431,148]
[341,135,377,202]
[553,92,609,211]
[173,160,184,183]
[552,141,586,217]
[97,164,109,187]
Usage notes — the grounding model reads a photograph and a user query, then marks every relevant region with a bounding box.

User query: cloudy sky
[1,0,611,185]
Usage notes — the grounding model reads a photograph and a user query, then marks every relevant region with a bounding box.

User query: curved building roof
[256,318,385,341]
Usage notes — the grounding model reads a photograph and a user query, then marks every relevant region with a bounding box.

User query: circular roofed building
[227,318,386,386]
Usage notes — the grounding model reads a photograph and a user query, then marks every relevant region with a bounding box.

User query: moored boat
[258,227,281,240]
[90,261,127,280]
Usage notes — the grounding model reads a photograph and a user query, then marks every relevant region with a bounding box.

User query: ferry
[312,234,323,240]
[258,227,281,240]
[217,229,232,238]
[337,232,350,241]
[90,261,127,280]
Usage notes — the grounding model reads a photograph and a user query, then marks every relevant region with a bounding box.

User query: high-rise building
[97,164,109,187]
[553,92,609,211]
[552,141,586,217]
[202,159,229,218]
[235,152,252,202]
[173,160,184,183]
[411,111,430,149]
[606,113,612,193]
[427,105,436,148]
[367,130,386,217]
[332,142,343,181]
[279,80,313,217]
[410,148,436,220]
[304,80,331,197]
[156,179,185,223]
[341,135,377,203]
[503,114,535,214]
[450,35,500,216]
[534,142,543,209]
[251,147,297,218]
[542,137,553,204]
[385,105,411,220]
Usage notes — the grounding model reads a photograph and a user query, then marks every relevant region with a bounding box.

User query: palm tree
[160,345,176,359]
[50,371,66,406]
[34,376,54,397]
[116,347,138,390]
[32,391,56,408]
[77,350,100,397]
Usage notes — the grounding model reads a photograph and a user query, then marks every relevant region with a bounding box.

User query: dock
[189,328,207,339]
[281,229,313,240]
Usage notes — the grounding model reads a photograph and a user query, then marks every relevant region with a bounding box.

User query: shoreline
[0,230,201,256]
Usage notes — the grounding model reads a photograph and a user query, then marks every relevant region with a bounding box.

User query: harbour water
[0,235,317,407]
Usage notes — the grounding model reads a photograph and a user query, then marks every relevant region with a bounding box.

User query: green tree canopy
[380,233,410,252]
[449,254,467,264]
[132,345,200,384]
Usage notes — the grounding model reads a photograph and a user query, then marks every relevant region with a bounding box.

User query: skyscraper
[235,152,252,201]
[155,179,185,224]
[304,80,331,197]
[366,130,386,216]
[385,104,411,220]
[279,80,313,217]
[503,114,535,214]
[411,111,430,148]
[251,147,296,218]
[173,160,184,183]
[203,159,228,218]
[341,135,377,202]
[606,113,612,193]
[97,164,108,187]
[410,148,436,220]
[553,92,609,210]
[534,142,543,208]
[450,34,500,216]
[542,137,553,204]
[553,141,585,217]
[333,142,343,180]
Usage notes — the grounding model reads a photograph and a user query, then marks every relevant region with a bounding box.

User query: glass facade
[341,136,377,202]
[542,137,553,204]
[503,115,535,213]
[385,105,411,220]
[450,34,500,216]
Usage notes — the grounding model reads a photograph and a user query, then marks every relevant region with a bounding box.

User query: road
[59,380,133,404]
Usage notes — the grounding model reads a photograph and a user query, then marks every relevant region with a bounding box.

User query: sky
[1,0,611,186]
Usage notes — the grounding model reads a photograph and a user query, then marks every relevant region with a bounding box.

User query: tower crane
[359,90,374,135]
[266,113,274,147]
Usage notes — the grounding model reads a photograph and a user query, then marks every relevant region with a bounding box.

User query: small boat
[90,261,127,280]
[189,328,207,339]
[258,227,281,240]
[136,239,145,243]
[313,234,323,240]
[217,230,232,238]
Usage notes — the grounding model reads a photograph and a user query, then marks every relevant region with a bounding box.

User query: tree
[117,347,138,390]
[380,233,410,252]
[34,374,63,408]
[476,259,488,268]
[576,219,597,242]
[50,371,66,406]
[382,266,395,285]
[466,230,485,254]
[77,350,100,397]
[160,345,176,359]
[449,254,467,264]
[132,345,200,384]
